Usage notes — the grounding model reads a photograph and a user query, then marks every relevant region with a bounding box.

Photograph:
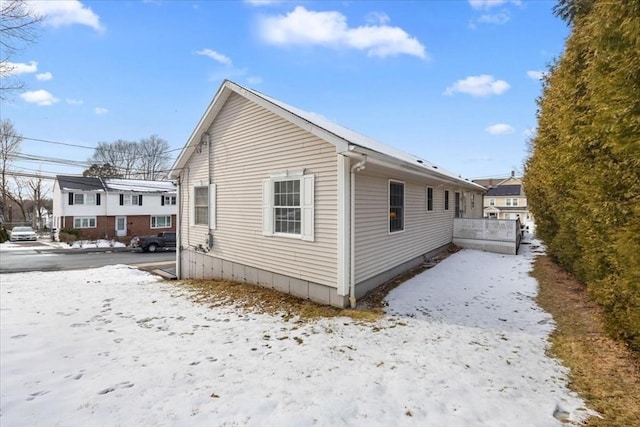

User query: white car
[9,226,38,242]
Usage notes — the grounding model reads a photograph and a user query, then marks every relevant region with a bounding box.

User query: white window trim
[489,198,495,206]
[73,216,96,228]
[192,186,209,226]
[150,215,172,229]
[388,179,405,234]
[263,170,314,241]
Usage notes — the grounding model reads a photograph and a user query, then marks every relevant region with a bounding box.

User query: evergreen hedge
[524,0,640,350]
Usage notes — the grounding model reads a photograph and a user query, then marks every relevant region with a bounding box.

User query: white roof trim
[170,80,484,191]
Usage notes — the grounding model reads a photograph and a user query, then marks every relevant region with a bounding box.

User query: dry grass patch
[179,279,382,322]
[533,255,640,427]
[175,245,461,323]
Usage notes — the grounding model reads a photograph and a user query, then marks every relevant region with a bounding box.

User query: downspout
[205,131,213,249]
[176,175,182,279]
[349,153,366,308]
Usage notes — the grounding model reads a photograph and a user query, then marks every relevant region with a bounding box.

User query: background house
[474,172,535,231]
[170,80,485,307]
[52,175,176,240]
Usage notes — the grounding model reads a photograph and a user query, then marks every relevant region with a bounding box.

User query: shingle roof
[56,175,105,192]
[486,185,522,197]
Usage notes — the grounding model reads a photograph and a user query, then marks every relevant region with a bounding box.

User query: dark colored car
[130,232,176,252]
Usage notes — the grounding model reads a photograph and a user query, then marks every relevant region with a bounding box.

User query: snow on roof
[244,85,483,189]
[103,179,175,193]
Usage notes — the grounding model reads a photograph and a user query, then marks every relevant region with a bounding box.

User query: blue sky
[3,0,569,181]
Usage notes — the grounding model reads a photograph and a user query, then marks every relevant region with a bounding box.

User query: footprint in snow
[98,381,134,395]
[26,390,50,401]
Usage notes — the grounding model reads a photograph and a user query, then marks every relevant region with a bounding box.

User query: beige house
[474,174,535,231]
[169,80,485,308]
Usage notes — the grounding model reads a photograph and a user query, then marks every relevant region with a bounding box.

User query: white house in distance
[52,175,176,240]
[169,80,485,308]
[473,173,535,232]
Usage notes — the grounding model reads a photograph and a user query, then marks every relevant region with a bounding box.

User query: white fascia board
[348,146,486,192]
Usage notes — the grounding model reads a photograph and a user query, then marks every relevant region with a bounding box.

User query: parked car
[10,226,38,242]
[130,232,176,252]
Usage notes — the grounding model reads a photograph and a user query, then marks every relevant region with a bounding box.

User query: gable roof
[486,185,522,197]
[170,80,484,191]
[56,175,175,193]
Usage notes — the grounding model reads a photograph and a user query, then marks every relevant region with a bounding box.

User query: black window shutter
[161,196,165,206]
[69,192,74,205]
[96,194,101,205]
[119,194,124,205]
[138,195,143,205]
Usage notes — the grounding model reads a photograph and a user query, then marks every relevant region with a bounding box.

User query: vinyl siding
[354,163,481,284]
[180,93,338,287]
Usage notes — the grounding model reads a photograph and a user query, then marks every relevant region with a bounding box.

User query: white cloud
[20,90,59,106]
[258,6,427,59]
[2,61,38,76]
[27,0,104,32]
[485,123,515,135]
[468,0,521,9]
[94,107,108,115]
[196,49,232,66]
[476,12,511,25]
[66,98,84,105]
[527,70,545,80]
[244,0,281,5]
[365,12,390,25]
[444,74,510,97]
[36,72,53,81]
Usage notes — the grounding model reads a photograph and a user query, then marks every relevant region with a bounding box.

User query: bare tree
[90,140,139,178]
[27,171,49,228]
[0,119,22,221]
[88,136,172,180]
[0,0,44,99]
[7,176,28,222]
[138,135,171,180]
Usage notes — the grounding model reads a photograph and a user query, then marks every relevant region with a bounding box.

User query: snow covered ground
[0,241,592,426]
[0,239,126,251]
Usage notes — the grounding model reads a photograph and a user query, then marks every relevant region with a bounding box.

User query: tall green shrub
[524,0,640,350]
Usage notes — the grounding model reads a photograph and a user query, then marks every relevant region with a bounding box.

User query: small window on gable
[426,187,434,211]
[389,180,404,233]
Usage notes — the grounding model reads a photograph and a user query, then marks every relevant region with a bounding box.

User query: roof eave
[347,146,485,191]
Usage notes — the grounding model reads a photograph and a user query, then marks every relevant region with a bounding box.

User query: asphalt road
[0,245,176,274]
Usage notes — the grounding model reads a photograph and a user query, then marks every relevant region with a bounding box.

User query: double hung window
[389,180,404,233]
[263,170,314,241]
